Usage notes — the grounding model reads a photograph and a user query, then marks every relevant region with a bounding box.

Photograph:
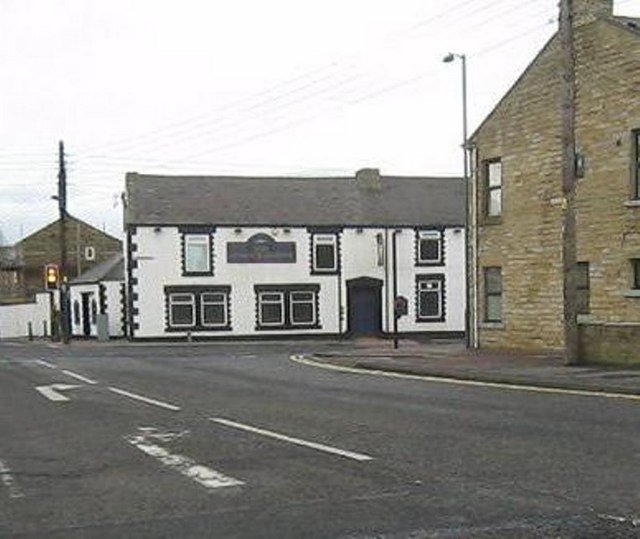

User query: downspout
[384,228,390,334]
[471,145,480,349]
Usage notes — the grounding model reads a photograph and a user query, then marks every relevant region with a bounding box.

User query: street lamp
[443,52,472,349]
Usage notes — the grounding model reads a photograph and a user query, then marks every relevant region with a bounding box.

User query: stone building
[469,0,640,362]
[0,215,122,302]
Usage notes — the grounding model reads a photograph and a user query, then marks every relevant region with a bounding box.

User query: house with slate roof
[124,169,465,340]
[468,0,640,362]
[69,254,125,338]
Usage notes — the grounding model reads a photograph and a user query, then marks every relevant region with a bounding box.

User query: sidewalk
[309,337,640,396]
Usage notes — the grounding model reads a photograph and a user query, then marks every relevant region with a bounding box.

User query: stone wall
[472,13,640,361]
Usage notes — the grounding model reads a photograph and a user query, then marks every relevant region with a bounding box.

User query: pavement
[306,337,640,396]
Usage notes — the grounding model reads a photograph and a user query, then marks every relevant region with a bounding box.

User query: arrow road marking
[210,417,374,462]
[126,429,243,490]
[35,384,81,402]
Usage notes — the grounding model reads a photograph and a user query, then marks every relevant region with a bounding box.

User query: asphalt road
[0,340,638,538]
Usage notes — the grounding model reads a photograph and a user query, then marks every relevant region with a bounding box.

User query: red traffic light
[44,264,60,290]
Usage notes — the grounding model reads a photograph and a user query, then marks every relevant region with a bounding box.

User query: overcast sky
[1,0,639,243]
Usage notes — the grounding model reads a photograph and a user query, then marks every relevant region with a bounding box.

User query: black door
[81,293,92,337]
[347,278,382,336]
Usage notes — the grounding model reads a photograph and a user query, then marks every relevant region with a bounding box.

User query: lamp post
[443,52,472,349]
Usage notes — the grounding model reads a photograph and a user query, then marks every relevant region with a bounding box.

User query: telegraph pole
[559,0,579,365]
[58,140,70,344]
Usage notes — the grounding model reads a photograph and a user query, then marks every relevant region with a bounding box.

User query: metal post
[392,230,399,350]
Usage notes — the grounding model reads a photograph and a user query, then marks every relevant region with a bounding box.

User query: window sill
[624,200,640,208]
[479,322,504,329]
[623,290,640,298]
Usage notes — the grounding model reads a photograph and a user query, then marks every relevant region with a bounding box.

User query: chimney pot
[355,168,382,192]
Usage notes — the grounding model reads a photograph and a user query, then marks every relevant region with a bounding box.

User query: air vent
[84,246,96,261]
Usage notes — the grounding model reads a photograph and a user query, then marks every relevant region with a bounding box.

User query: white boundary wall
[0,293,51,339]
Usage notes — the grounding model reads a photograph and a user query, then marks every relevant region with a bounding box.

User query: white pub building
[124,169,465,340]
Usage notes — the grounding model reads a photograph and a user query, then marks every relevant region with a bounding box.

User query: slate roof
[70,254,124,284]
[125,172,465,227]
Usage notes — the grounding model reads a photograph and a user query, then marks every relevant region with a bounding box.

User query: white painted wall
[69,284,98,337]
[0,293,51,339]
[70,281,124,338]
[130,225,465,339]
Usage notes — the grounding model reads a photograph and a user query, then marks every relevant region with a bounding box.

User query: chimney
[573,0,613,26]
[355,168,382,192]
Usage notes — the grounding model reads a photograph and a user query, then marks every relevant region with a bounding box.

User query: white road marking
[108,387,181,411]
[35,384,81,402]
[0,459,25,499]
[35,360,57,369]
[210,417,374,462]
[290,355,640,403]
[61,369,98,385]
[126,431,243,489]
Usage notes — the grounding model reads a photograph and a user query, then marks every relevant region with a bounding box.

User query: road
[0,341,638,538]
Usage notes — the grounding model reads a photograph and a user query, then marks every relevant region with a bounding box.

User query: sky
[1,0,639,244]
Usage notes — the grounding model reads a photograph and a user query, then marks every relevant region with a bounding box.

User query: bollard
[187,331,192,343]
[28,322,33,341]
[43,321,48,338]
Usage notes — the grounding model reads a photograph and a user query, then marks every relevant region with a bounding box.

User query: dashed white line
[210,417,374,462]
[61,370,98,385]
[108,387,181,411]
[35,360,56,369]
[0,459,25,499]
[126,433,243,489]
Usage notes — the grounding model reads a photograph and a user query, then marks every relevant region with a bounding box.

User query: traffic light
[44,263,60,290]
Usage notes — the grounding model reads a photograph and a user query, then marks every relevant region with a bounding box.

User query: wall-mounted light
[234,228,242,234]
[153,226,162,233]
[283,228,291,234]
[453,228,462,235]
[356,228,363,234]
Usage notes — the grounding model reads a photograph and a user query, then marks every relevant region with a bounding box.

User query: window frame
[484,158,503,220]
[484,267,503,323]
[254,284,321,330]
[258,292,285,327]
[415,229,444,266]
[576,261,590,315]
[415,274,446,323]
[180,227,215,276]
[168,292,196,328]
[290,291,316,326]
[200,292,228,328]
[165,285,231,331]
[632,259,640,290]
[632,129,640,200]
[311,233,339,274]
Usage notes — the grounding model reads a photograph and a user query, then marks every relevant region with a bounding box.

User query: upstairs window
[576,262,590,315]
[632,259,640,290]
[312,234,338,273]
[183,233,211,274]
[633,129,640,200]
[416,230,443,266]
[485,159,503,218]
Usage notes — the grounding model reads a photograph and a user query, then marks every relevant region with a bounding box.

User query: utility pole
[559,0,579,365]
[58,140,70,344]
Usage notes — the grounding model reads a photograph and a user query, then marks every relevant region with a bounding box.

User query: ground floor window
[633,259,640,290]
[165,286,231,331]
[415,274,445,322]
[484,267,502,323]
[255,284,320,330]
[577,262,590,314]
